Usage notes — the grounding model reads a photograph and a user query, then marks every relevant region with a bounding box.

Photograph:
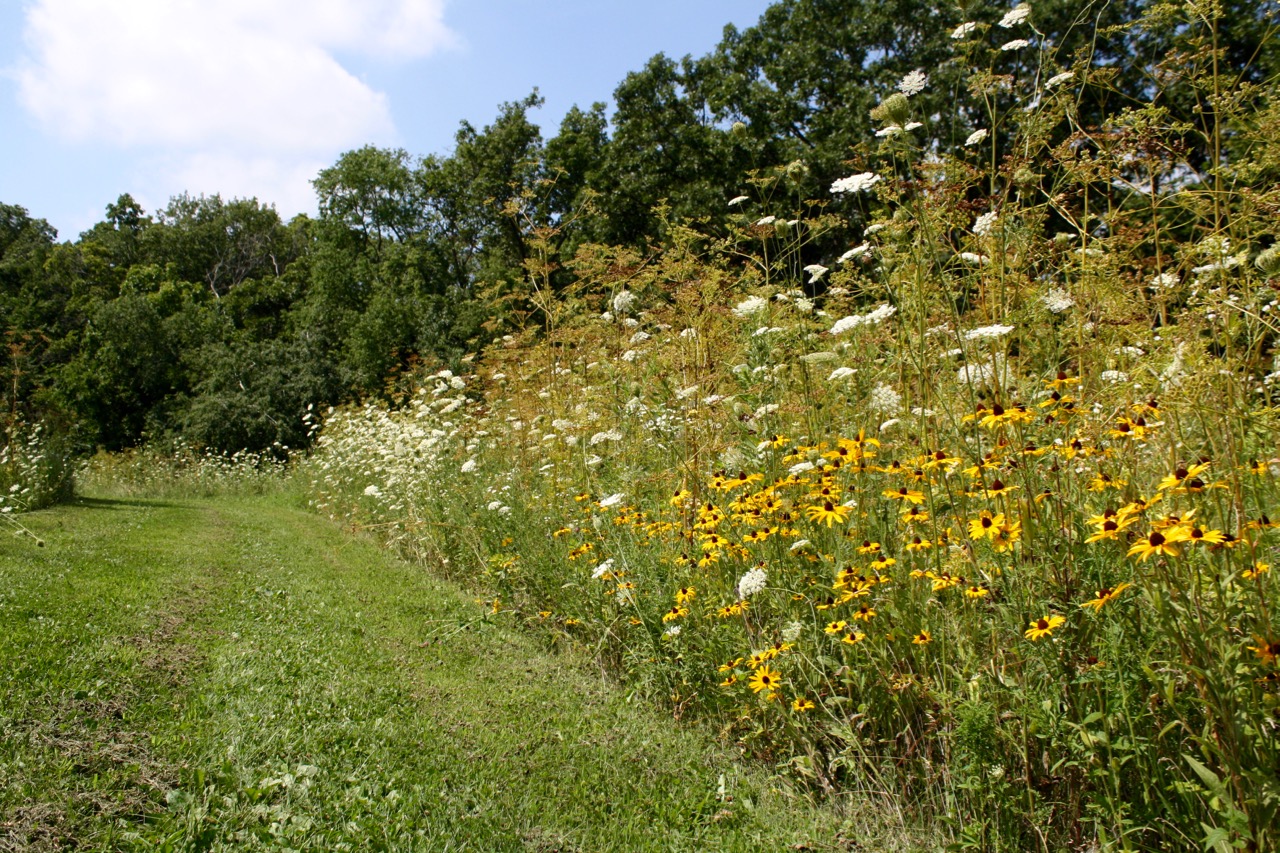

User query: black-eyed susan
[968,511,1005,540]
[805,501,853,526]
[1243,562,1270,581]
[824,619,849,635]
[842,631,867,645]
[853,604,877,622]
[1081,582,1131,612]
[1025,614,1065,640]
[1157,462,1212,492]
[1085,516,1139,543]
[748,665,783,695]
[964,585,990,599]
[792,697,816,712]
[1184,525,1227,545]
[669,488,692,506]
[662,606,689,623]
[983,478,1018,499]
[900,505,930,525]
[675,586,696,605]
[912,630,932,645]
[1127,528,1187,561]
[857,540,882,554]
[1248,636,1280,666]
[883,486,927,504]
[991,520,1022,552]
[906,536,932,551]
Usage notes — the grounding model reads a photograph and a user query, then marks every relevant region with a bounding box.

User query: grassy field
[0,492,903,852]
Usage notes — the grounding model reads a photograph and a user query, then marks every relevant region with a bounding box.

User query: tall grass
[78,439,290,500]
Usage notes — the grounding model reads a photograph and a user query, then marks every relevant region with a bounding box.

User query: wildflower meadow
[301,5,1280,849]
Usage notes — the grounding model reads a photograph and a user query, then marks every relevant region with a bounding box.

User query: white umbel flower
[965,129,989,146]
[998,4,1032,27]
[804,264,830,283]
[1041,287,1075,313]
[951,21,978,38]
[963,324,1015,341]
[898,69,928,96]
[839,243,871,263]
[869,383,903,415]
[728,195,749,207]
[1046,71,1075,88]
[830,172,881,194]
[737,567,768,600]
[1000,39,1030,51]
[733,296,769,317]
[973,211,999,236]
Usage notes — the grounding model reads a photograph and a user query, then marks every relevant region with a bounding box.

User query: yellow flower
[964,585,989,599]
[662,606,689,623]
[968,511,1005,540]
[1025,614,1065,640]
[1080,582,1131,613]
[853,604,876,622]
[824,619,849,635]
[912,630,932,645]
[842,631,867,645]
[1127,527,1188,561]
[805,501,853,526]
[1243,562,1270,581]
[748,665,783,695]
[883,486,927,504]
[792,697,815,712]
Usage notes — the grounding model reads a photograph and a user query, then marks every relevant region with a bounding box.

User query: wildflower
[663,606,689,623]
[869,383,903,415]
[828,366,857,382]
[1249,636,1280,666]
[1085,516,1138,543]
[738,567,769,599]
[598,493,625,508]
[951,21,978,38]
[1045,70,1075,88]
[733,296,769,317]
[663,625,682,638]
[883,486,926,505]
[1184,526,1227,546]
[1156,462,1211,492]
[1000,39,1030,51]
[1025,614,1065,640]
[912,631,932,645]
[838,243,870,263]
[806,501,853,526]
[853,604,876,622]
[896,69,929,96]
[1243,562,1270,581]
[1081,582,1131,612]
[906,536,932,551]
[728,195,749,207]
[969,511,1005,540]
[804,263,830,283]
[830,303,897,335]
[964,324,1014,341]
[964,585,990,599]
[592,558,616,580]
[364,485,382,497]
[830,172,882,194]
[825,619,849,635]
[1041,287,1074,313]
[675,586,696,604]
[748,665,783,695]
[998,4,1032,27]
[1127,528,1188,561]
[973,211,999,236]
[792,697,815,712]
[842,631,867,645]
[965,128,989,146]
[983,478,1017,499]
[960,252,990,265]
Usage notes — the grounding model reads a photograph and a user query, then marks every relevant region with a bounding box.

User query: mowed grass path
[0,494,859,852]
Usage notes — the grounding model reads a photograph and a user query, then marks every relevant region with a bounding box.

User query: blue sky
[0,1,774,240]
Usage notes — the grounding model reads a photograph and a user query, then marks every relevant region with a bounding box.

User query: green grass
[0,492,909,852]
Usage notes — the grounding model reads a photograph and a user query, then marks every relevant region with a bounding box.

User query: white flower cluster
[964,324,1015,341]
[1046,71,1075,89]
[804,263,830,283]
[869,383,903,415]
[588,429,623,446]
[611,290,637,315]
[838,243,870,263]
[830,303,897,335]
[592,558,615,579]
[728,195,749,207]
[830,172,881,194]
[898,69,928,96]
[828,366,857,381]
[973,211,999,236]
[1041,287,1075,313]
[965,128,989,146]
[1000,39,1030,51]
[732,295,769,317]
[737,567,768,600]
[951,21,978,38]
[999,4,1031,27]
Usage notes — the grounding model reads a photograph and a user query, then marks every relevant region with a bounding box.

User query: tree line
[2,0,1271,453]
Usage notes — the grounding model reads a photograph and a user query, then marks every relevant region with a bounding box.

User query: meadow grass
[0,491,888,851]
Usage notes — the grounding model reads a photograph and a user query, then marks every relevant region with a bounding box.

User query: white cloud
[16,0,455,216]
